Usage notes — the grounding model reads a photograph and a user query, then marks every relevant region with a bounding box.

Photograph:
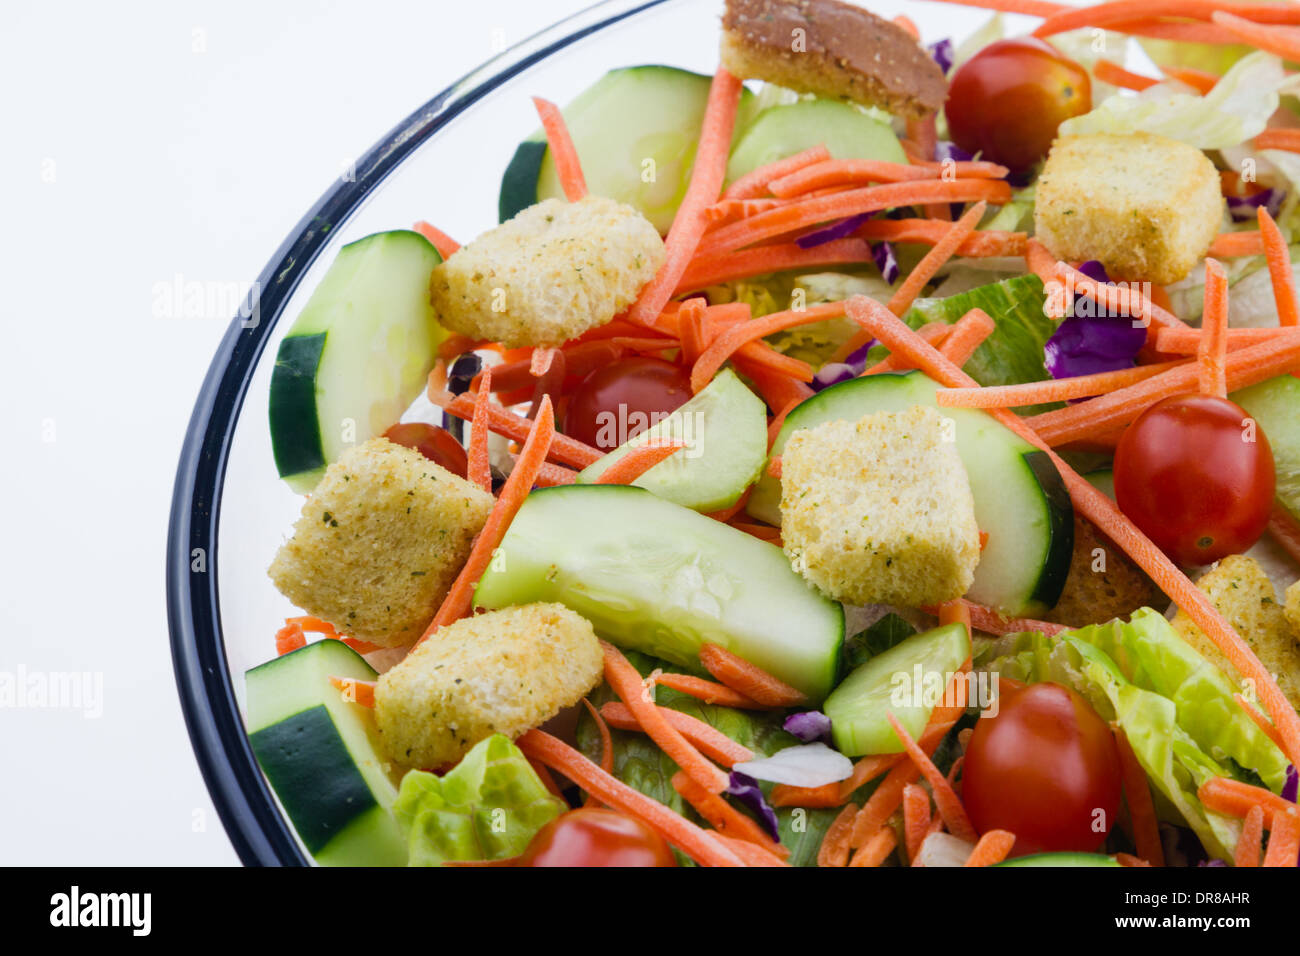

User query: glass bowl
[166,0,1002,865]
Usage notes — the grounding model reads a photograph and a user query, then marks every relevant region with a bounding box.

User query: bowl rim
[165,0,673,866]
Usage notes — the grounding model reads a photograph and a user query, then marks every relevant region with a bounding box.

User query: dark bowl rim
[165,0,672,866]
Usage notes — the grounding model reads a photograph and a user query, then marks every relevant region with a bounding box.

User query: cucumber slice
[499,66,755,234]
[994,852,1122,867]
[749,370,1074,617]
[823,623,971,756]
[1083,468,1115,499]
[726,99,906,185]
[245,639,405,866]
[575,368,767,511]
[472,485,845,700]
[1232,375,1300,523]
[268,230,445,493]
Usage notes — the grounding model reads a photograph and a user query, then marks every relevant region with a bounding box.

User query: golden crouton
[1045,515,1164,628]
[1034,132,1222,285]
[780,405,980,606]
[1287,579,1300,641]
[373,603,603,768]
[1171,555,1300,710]
[720,0,946,120]
[268,438,494,647]
[428,196,664,348]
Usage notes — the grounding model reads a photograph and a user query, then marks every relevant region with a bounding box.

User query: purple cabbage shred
[1226,189,1283,223]
[1284,765,1298,803]
[795,212,870,249]
[928,38,954,74]
[1044,259,1145,380]
[726,771,781,840]
[783,711,833,742]
[934,140,974,164]
[812,341,875,391]
[872,240,899,284]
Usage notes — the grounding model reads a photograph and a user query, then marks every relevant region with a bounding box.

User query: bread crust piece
[1043,515,1163,627]
[720,0,946,120]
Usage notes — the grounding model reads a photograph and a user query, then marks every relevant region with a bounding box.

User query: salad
[247,0,1300,868]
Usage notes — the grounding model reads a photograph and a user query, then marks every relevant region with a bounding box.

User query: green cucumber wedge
[1232,374,1300,523]
[473,485,845,700]
[499,66,755,233]
[269,229,445,493]
[994,852,1122,867]
[823,622,971,757]
[726,99,906,185]
[246,639,405,866]
[748,370,1074,617]
[575,368,767,512]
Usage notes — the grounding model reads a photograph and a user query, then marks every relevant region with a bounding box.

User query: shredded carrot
[1236,804,1265,868]
[602,641,730,794]
[599,701,755,767]
[1052,255,1188,334]
[902,783,932,862]
[722,144,831,201]
[892,12,920,38]
[710,835,788,866]
[275,620,306,656]
[1093,59,1158,91]
[937,308,995,368]
[887,713,979,843]
[651,672,769,710]
[1208,230,1264,258]
[1164,65,1218,94]
[516,729,743,866]
[468,366,493,492]
[698,642,808,708]
[1116,852,1151,866]
[767,158,940,197]
[671,771,790,859]
[582,697,614,778]
[1256,128,1300,154]
[696,179,1010,257]
[528,347,557,377]
[628,68,744,327]
[1199,776,1296,826]
[1113,724,1165,866]
[328,676,375,708]
[534,460,578,487]
[1211,11,1300,62]
[928,0,1066,15]
[1153,327,1300,354]
[1259,206,1299,327]
[1236,692,1287,754]
[1035,0,1300,38]
[417,397,555,643]
[817,803,859,867]
[1264,808,1300,866]
[858,321,952,371]
[437,334,487,361]
[964,829,1016,867]
[526,756,565,800]
[766,457,782,479]
[430,385,602,468]
[593,440,685,485]
[702,486,756,524]
[937,598,973,643]
[689,301,848,393]
[848,826,898,867]
[286,615,338,637]
[674,239,872,294]
[677,298,708,366]
[1199,258,1229,399]
[412,221,461,258]
[531,96,586,201]
[728,520,782,545]
[936,359,1189,407]
[1268,504,1300,566]
[733,355,815,413]
[853,218,1026,257]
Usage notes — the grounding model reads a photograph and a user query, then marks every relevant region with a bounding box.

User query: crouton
[1171,555,1300,710]
[720,0,946,120]
[268,438,494,647]
[1287,579,1300,640]
[780,404,980,606]
[428,196,664,348]
[1044,515,1163,627]
[373,603,603,768]
[1034,132,1222,286]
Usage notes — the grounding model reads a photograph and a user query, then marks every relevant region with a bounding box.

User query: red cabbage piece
[726,771,780,840]
[1227,189,1283,223]
[795,212,870,248]
[1284,764,1298,803]
[872,240,899,284]
[783,710,832,742]
[928,38,954,74]
[1044,260,1145,379]
[812,341,875,391]
[934,140,974,164]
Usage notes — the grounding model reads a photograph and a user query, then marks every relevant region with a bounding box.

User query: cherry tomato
[382,422,468,478]
[1113,394,1275,566]
[945,38,1091,173]
[962,682,1121,855]
[518,808,677,867]
[563,357,692,450]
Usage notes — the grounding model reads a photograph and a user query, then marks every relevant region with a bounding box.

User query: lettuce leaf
[393,734,566,866]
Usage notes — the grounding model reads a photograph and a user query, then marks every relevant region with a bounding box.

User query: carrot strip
[600,701,755,767]
[893,12,920,38]
[1256,129,1300,154]
[859,322,952,372]
[1164,65,1218,94]
[328,676,375,709]
[937,308,995,368]
[602,641,730,794]
[722,144,831,201]
[1113,724,1166,867]
[927,0,1065,14]
[698,642,808,707]
[275,620,306,656]
[938,598,973,643]
[628,68,744,327]
[817,804,859,867]
[1116,852,1151,866]
[1199,776,1296,826]
[468,366,493,493]
[430,386,602,468]
[848,826,898,867]
[1268,503,1300,566]
[582,698,614,777]
[1208,231,1264,258]
[714,835,790,866]
[533,460,578,487]
[1035,0,1300,38]
[703,486,755,524]
[1264,808,1300,866]
[526,756,564,800]
[516,729,743,866]
[964,829,1016,866]
[1093,59,1158,91]
[854,218,1026,257]
[592,441,685,485]
[732,354,815,413]
[417,397,555,643]
[1259,206,1299,327]
[690,301,848,393]
[531,97,586,201]
[768,158,941,197]
[528,346,557,377]
[651,672,770,710]
[697,179,1011,257]
[887,713,978,842]
[770,780,844,808]
[1153,327,1300,353]
[1211,11,1300,62]
[1236,804,1265,868]
[1236,693,1287,754]
[903,783,932,862]
[286,615,338,637]
[766,457,782,479]
[1199,258,1229,399]
[437,334,486,361]
[936,359,1188,407]
[677,298,708,366]
[412,221,461,258]
[674,239,871,294]
[1052,254,1188,333]
[671,771,791,859]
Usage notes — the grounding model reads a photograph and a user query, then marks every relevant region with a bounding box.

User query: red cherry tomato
[518,808,677,867]
[382,422,469,478]
[962,682,1121,855]
[945,37,1091,173]
[1113,394,1275,566]
[563,357,693,451]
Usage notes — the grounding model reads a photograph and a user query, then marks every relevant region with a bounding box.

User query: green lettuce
[393,734,566,866]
